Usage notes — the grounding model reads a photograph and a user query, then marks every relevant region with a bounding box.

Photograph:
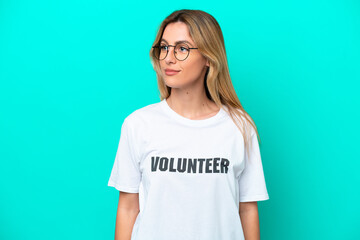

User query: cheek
[182,59,204,75]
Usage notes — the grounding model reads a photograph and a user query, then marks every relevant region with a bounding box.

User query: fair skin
[114,192,140,240]
[159,21,219,119]
[114,21,261,240]
[239,201,261,240]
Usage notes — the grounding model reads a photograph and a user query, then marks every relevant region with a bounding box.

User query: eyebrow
[160,39,194,47]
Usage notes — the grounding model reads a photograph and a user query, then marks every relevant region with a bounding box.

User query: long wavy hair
[149,9,261,157]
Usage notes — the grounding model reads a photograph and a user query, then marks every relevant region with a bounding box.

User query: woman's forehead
[161,22,195,45]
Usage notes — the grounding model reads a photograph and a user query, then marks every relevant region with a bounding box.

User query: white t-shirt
[108,98,269,240]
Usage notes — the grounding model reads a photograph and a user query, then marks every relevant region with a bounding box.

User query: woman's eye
[179,46,188,52]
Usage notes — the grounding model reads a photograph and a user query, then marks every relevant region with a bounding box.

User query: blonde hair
[149,9,261,157]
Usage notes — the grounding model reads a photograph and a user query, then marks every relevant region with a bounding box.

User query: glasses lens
[153,44,164,60]
[175,43,189,61]
[158,43,168,60]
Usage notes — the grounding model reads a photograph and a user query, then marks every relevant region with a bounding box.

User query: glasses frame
[152,43,199,61]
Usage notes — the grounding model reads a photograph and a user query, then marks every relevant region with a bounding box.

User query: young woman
[108,9,269,240]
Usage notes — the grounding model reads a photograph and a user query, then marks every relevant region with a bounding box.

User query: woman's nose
[165,46,176,63]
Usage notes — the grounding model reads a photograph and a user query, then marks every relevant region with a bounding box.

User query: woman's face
[159,22,209,89]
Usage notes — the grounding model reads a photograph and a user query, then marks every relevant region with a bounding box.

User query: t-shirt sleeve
[107,117,141,193]
[238,127,269,202]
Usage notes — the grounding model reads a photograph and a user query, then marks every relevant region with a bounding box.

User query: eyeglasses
[152,42,199,61]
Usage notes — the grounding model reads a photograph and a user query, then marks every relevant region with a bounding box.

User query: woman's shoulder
[124,100,164,126]
[223,105,256,134]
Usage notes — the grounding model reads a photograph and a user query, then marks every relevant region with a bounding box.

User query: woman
[108,9,269,240]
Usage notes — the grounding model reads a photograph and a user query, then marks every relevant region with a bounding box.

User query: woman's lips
[165,70,180,76]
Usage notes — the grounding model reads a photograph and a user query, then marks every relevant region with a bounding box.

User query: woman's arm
[239,201,260,240]
[115,191,140,240]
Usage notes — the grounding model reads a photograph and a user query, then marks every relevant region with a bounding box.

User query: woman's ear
[206,59,210,67]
